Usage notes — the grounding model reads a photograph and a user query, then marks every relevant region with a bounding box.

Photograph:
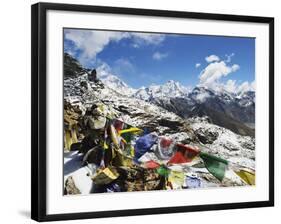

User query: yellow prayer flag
[118,127,142,135]
[235,169,255,185]
[91,167,119,185]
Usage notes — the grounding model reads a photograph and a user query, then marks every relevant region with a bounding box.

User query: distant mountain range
[64,53,255,137]
[138,85,255,137]
[132,80,190,100]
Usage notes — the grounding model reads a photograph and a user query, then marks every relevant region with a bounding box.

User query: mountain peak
[167,80,176,84]
[133,80,189,101]
[96,63,136,96]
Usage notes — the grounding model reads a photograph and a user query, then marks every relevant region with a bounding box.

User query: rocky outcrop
[64,53,85,78]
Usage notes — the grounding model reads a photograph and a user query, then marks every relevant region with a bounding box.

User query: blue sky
[64,29,255,92]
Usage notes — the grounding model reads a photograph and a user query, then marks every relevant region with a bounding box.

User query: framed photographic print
[31,2,274,222]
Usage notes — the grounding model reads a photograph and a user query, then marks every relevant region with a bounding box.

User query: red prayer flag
[168,144,200,164]
[168,152,189,164]
[177,144,200,159]
[160,137,173,148]
[144,160,160,169]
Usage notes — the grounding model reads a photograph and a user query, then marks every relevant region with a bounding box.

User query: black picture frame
[31,2,274,222]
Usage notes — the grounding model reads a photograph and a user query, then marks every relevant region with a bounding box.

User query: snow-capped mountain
[63,53,135,96]
[188,87,255,125]
[189,86,255,108]
[188,86,216,103]
[236,91,255,107]
[133,80,190,101]
[133,84,255,120]
[96,63,136,96]
[136,85,255,137]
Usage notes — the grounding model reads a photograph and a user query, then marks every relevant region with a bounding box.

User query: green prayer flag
[156,165,170,178]
[199,152,228,181]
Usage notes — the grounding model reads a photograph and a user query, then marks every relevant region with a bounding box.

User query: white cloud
[224,79,237,93]
[195,92,210,103]
[65,29,129,66]
[152,52,168,61]
[237,81,255,94]
[65,29,165,66]
[195,63,201,68]
[132,33,165,45]
[205,54,220,63]
[231,64,240,72]
[197,54,254,94]
[214,79,255,94]
[199,61,240,88]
